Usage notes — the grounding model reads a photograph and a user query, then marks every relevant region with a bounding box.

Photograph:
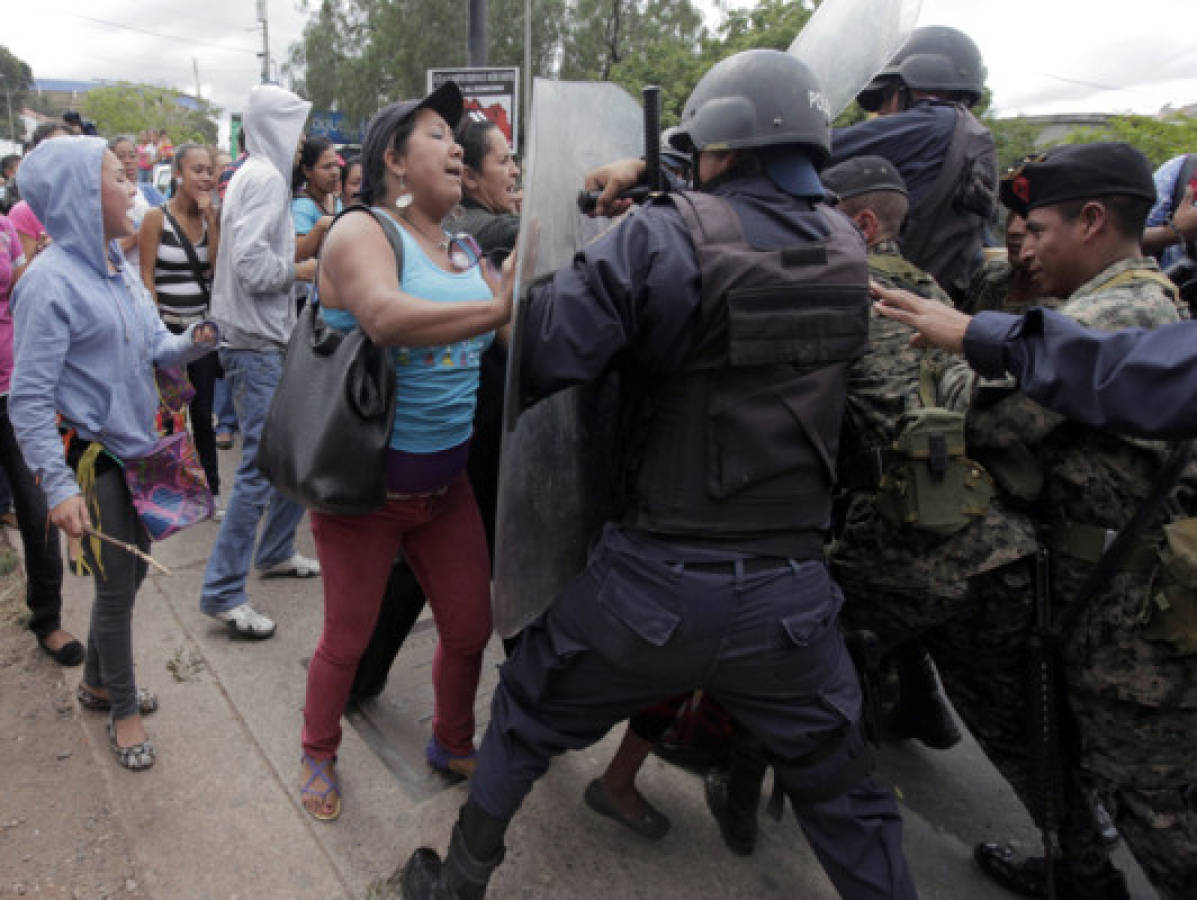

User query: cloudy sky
[6,0,1196,131]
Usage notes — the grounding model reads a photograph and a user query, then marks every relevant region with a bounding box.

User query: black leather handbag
[258,207,401,515]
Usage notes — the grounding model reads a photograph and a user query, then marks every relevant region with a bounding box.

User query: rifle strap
[1055,439,1193,637]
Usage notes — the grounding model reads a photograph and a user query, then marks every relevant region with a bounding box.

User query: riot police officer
[831,25,997,303]
[398,49,916,900]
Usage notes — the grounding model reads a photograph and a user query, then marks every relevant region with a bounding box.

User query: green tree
[985,115,1041,175]
[287,0,565,129]
[82,83,219,144]
[1059,114,1197,169]
[0,45,34,143]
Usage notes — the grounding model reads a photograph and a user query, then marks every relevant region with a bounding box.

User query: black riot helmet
[670,49,832,167]
[857,26,986,112]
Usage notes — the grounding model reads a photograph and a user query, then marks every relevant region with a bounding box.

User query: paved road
[32,445,1160,899]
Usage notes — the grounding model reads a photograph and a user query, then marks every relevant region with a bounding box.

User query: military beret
[999,141,1155,217]
[820,155,908,201]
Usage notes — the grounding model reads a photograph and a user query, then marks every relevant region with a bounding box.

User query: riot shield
[492,79,644,638]
[789,0,923,117]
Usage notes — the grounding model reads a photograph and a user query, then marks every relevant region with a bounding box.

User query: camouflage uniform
[833,242,1038,649]
[933,256,1197,900]
[962,256,1014,315]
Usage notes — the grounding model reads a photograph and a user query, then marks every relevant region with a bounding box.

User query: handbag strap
[311,204,405,313]
[160,204,211,306]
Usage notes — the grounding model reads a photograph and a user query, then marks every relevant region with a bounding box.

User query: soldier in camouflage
[927,142,1195,900]
[963,213,1047,314]
[820,156,1038,751]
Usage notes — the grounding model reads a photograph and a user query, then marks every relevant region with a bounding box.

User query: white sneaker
[213,499,226,521]
[210,603,276,639]
[258,552,321,579]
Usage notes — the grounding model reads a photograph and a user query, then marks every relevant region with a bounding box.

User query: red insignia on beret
[1011,175,1031,204]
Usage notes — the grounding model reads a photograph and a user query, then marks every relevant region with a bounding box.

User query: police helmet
[857,26,986,112]
[670,49,832,166]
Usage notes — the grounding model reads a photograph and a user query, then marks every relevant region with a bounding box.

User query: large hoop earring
[395,176,413,209]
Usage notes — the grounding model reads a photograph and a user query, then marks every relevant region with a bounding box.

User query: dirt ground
[0,535,147,900]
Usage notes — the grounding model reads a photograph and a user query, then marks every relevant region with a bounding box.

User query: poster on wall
[427,67,519,148]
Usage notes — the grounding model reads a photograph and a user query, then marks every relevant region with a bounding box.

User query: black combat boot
[704,737,767,856]
[883,642,962,750]
[400,802,506,900]
[974,842,1130,900]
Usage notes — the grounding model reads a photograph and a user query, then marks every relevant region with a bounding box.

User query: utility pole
[468,0,487,67]
[0,76,12,144]
[257,0,271,84]
[193,58,202,101]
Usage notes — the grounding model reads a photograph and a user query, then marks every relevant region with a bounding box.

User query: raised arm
[318,211,511,347]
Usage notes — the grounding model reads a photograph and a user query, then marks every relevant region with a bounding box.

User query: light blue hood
[17,135,111,277]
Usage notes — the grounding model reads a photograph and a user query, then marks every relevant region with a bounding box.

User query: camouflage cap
[820,154,908,201]
[999,142,1155,217]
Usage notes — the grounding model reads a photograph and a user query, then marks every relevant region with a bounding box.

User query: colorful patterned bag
[123,430,214,541]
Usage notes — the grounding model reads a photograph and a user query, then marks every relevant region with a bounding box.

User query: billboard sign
[427,67,519,148]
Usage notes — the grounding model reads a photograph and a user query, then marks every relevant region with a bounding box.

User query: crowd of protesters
[3,26,1197,898]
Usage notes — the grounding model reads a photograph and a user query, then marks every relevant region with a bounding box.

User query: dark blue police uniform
[966,307,1197,439]
[467,173,916,900]
[831,100,957,212]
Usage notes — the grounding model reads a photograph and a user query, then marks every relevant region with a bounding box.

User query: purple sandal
[426,736,477,779]
[300,754,342,821]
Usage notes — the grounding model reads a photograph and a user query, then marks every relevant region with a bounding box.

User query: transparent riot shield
[789,0,922,117]
[492,79,644,638]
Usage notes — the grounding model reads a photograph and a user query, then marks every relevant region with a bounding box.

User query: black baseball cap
[820,155,908,200]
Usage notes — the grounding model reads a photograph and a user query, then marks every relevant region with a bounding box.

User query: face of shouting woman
[464,127,520,215]
[387,109,464,220]
[100,150,137,243]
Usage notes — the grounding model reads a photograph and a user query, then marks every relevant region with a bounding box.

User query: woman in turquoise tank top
[296,82,516,821]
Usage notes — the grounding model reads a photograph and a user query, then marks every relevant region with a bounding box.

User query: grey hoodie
[210,85,311,350]
[10,136,209,509]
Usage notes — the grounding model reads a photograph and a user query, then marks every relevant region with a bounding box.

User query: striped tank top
[153,209,209,321]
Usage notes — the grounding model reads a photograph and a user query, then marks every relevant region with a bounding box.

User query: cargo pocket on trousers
[594,569,682,659]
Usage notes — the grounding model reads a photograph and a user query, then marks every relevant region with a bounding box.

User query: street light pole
[257,0,271,85]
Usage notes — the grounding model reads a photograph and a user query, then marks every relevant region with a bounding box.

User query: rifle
[1028,438,1192,899]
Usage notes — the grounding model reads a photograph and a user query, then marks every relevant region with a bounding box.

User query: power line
[52,9,259,55]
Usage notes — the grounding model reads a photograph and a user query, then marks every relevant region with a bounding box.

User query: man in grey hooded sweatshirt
[200,85,320,639]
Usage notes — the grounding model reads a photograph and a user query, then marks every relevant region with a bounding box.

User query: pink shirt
[7,201,45,241]
[0,216,23,394]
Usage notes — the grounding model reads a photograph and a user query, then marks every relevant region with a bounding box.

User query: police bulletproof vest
[900,105,997,302]
[629,191,870,541]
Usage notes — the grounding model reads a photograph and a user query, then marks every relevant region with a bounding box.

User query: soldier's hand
[584,158,646,218]
[872,282,971,354]
[1172,186,1197,240]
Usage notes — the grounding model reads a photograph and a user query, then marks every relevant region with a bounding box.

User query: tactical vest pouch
[1141,517,1197,654]
[876,406,994,536]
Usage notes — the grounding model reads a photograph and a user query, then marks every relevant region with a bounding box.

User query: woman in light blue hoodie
[9,136,218,771]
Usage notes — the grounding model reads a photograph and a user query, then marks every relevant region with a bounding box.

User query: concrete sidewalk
[16,445,1160,900]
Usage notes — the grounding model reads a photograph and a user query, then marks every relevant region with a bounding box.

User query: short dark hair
[455,117,498,172]
[1,155,18,177]
[360,105,420,206]
[1054,194,1153,241]
[838,190,909,239]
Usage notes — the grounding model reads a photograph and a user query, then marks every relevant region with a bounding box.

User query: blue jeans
[200,349,306,614]
[212,376,238,432]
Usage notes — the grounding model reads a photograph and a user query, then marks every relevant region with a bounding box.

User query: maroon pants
[303,473,492,759]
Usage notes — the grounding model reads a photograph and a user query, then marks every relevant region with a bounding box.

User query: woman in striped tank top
[138,144,223,504]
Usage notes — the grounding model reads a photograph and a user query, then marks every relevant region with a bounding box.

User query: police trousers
[470,525,915,900]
